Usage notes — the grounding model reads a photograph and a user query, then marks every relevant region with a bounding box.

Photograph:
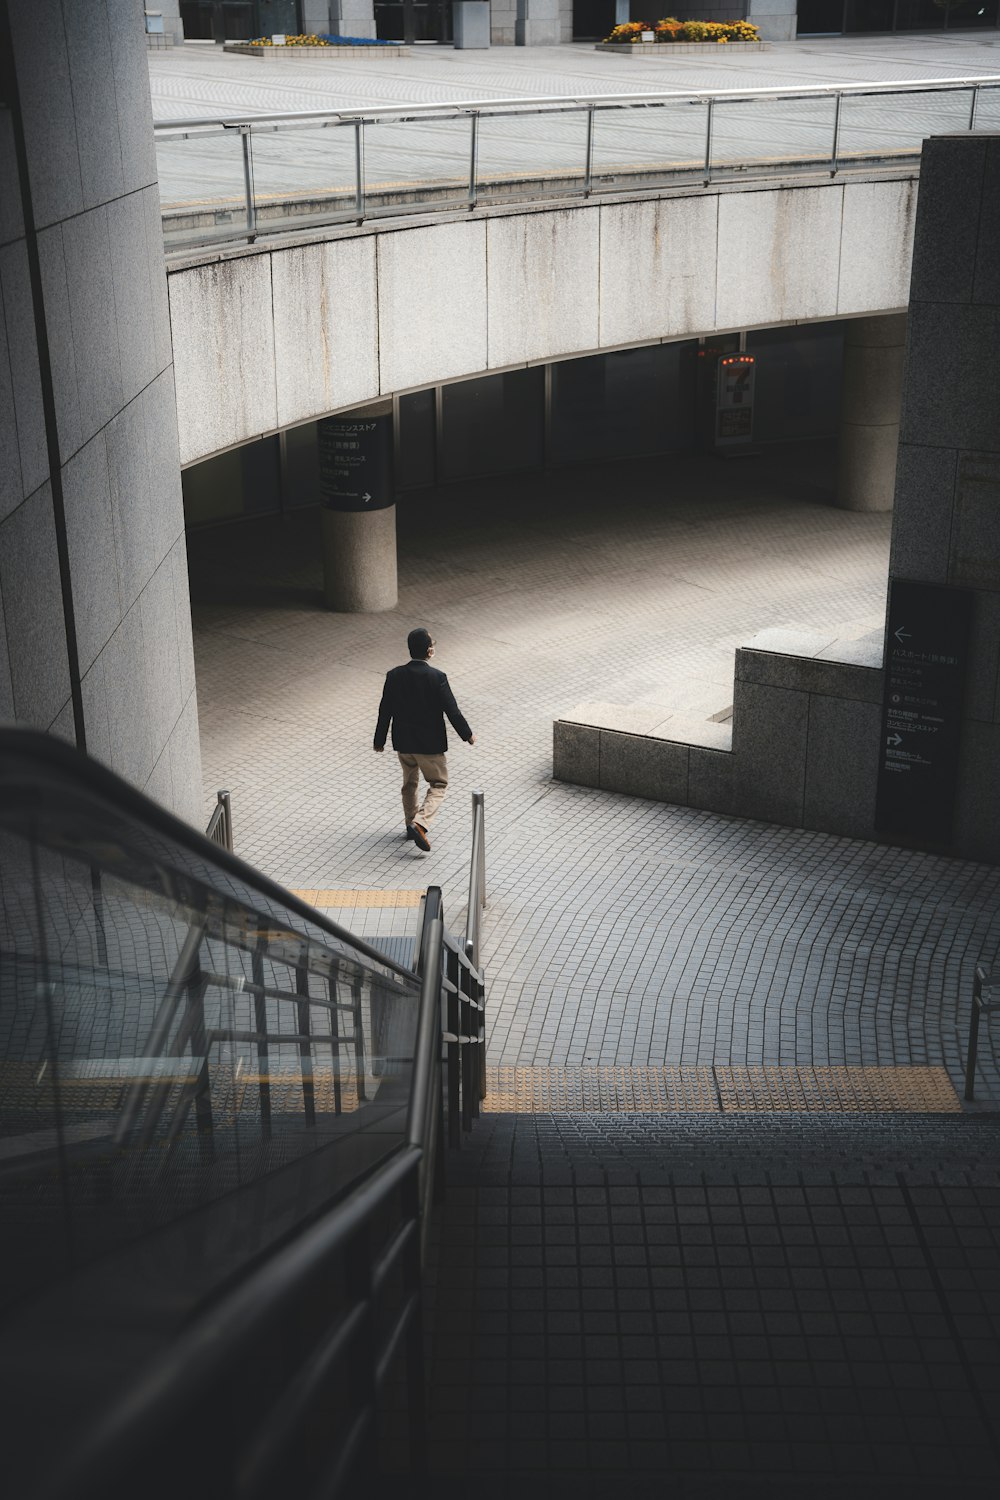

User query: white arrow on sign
[894,626,911,643]
[887,733,903,747]
[362,491,372,503]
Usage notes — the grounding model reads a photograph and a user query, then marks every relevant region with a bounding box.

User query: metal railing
[0,729,485,1499]
[964,963,998,1101]
[204,786,233,850]
[153,75,1000,250]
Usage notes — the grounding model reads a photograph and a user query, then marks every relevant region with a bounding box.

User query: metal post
[969,84,981,132]
[354,120,365,221]
[239,125,255,239]
[468,112,479,211]
[831,91,843,176]
[217,789,233,851]
[584,105,595,196]
[252,939,272,1137]
[296,961,316,1126]
[704,97,714,185]
[965,964,995,1101]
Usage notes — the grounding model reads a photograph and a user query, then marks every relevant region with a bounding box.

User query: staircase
[413,1097,1000,1496]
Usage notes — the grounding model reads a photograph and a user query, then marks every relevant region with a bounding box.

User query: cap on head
[408,627,433,660]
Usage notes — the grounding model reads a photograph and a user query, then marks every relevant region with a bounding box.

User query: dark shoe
[410,822,430,852]
[405,826,414,841]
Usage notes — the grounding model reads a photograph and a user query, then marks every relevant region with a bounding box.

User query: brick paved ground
[190,444,1000,1102]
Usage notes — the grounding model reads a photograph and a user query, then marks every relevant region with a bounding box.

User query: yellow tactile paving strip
[486,1067,716,1113]
[290,889,423,908]
[484,1065,961,1114]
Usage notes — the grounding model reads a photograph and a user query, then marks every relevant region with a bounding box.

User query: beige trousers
[397,752,449,829]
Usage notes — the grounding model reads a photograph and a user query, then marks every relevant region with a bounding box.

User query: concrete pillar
[887,133,1000,863]
[313,0,375,39]
[836,314,906,513]
[0,0,203,824]
[745,0,797,42]
[516,0,560,46]
[321,507,398,611]
[319,403,397,611]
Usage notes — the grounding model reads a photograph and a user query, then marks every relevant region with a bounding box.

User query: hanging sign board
[715,354,755,447]
[874,578,973,845]
[317,415,394,512]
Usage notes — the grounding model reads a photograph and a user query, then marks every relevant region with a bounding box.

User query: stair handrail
[464,789,486,972]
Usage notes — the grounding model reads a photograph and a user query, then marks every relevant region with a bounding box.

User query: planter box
[224,43,409,58]
[595,41,769,55]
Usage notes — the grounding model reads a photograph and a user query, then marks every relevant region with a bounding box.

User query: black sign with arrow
[317,414,393,513]
[874,578,973,844]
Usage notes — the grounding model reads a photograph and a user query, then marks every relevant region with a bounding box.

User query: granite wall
[0,0,202,824]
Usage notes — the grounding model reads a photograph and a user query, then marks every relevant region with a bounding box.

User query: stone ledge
[223,43,409,57]
[595,41,769,56]
[736,627,884,704]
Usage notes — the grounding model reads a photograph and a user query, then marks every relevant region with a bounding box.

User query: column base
[321,506,398,612]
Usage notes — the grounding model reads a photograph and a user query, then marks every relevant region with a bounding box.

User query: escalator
[0,729,484,1498]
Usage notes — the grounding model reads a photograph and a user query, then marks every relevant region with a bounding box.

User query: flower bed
[225,33,407,57]
[248,33,398,46]
[603,17,762,44]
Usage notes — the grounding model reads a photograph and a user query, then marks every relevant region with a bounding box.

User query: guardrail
[154,76,1000,251]
[0,729,485,1497]
[204,786,233,850]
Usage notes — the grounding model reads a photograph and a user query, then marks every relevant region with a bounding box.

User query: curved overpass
[167,171,917,467]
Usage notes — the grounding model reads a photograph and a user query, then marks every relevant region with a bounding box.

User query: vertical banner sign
[715,354,755,448]
[317,415,394,512]
[875,579,973,844]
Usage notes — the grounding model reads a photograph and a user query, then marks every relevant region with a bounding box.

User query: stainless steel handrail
[204,787,233,851]
[154,75,1000,249]
[151,74,1000,133]
[464,790,486,974]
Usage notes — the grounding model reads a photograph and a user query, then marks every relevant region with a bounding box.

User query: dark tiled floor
[407,1113,1000,1497]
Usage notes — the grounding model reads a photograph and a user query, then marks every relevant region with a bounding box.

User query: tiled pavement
[416,1112,1000,1497]
[190,444,1000,1102]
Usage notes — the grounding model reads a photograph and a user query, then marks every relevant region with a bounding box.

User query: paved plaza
[189,444,1000,1103]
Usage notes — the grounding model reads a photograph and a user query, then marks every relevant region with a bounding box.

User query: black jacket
[374,660,473,754]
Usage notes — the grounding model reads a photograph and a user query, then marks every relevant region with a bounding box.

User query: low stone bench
[554,625,885,838]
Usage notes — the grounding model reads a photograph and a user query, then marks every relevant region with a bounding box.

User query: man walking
[374,628,475,851]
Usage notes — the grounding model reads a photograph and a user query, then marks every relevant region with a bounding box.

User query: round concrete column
[321,506,398,612]
[836,314,907,512]
[318,404,398,612]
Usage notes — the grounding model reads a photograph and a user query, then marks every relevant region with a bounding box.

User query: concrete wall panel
[803,695,880,838]
[140,561,184,758]
[1,243,48,501]
[106,396,156,613]
[170,257,278,465]
[717,185,843,329]
[272,238,379,429]
[0,484,71,728]
[0,111,24,247]
[142,185,174,377]
[487,210,599,369]
[144,370,186,561]
[35,227,83,464]
[6,0,83,230]
[63,207,124,446]
[377,221,487,394]
[838,179,916,316]
[108,192,158,401]
[63,0,126,211]
[732,679,808,826]
[167,694,205,829]
[62,432,120,675]
[80,654,112,771]
[101,602,153,789]
[598,197,717,349]
[108,0,159,194]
